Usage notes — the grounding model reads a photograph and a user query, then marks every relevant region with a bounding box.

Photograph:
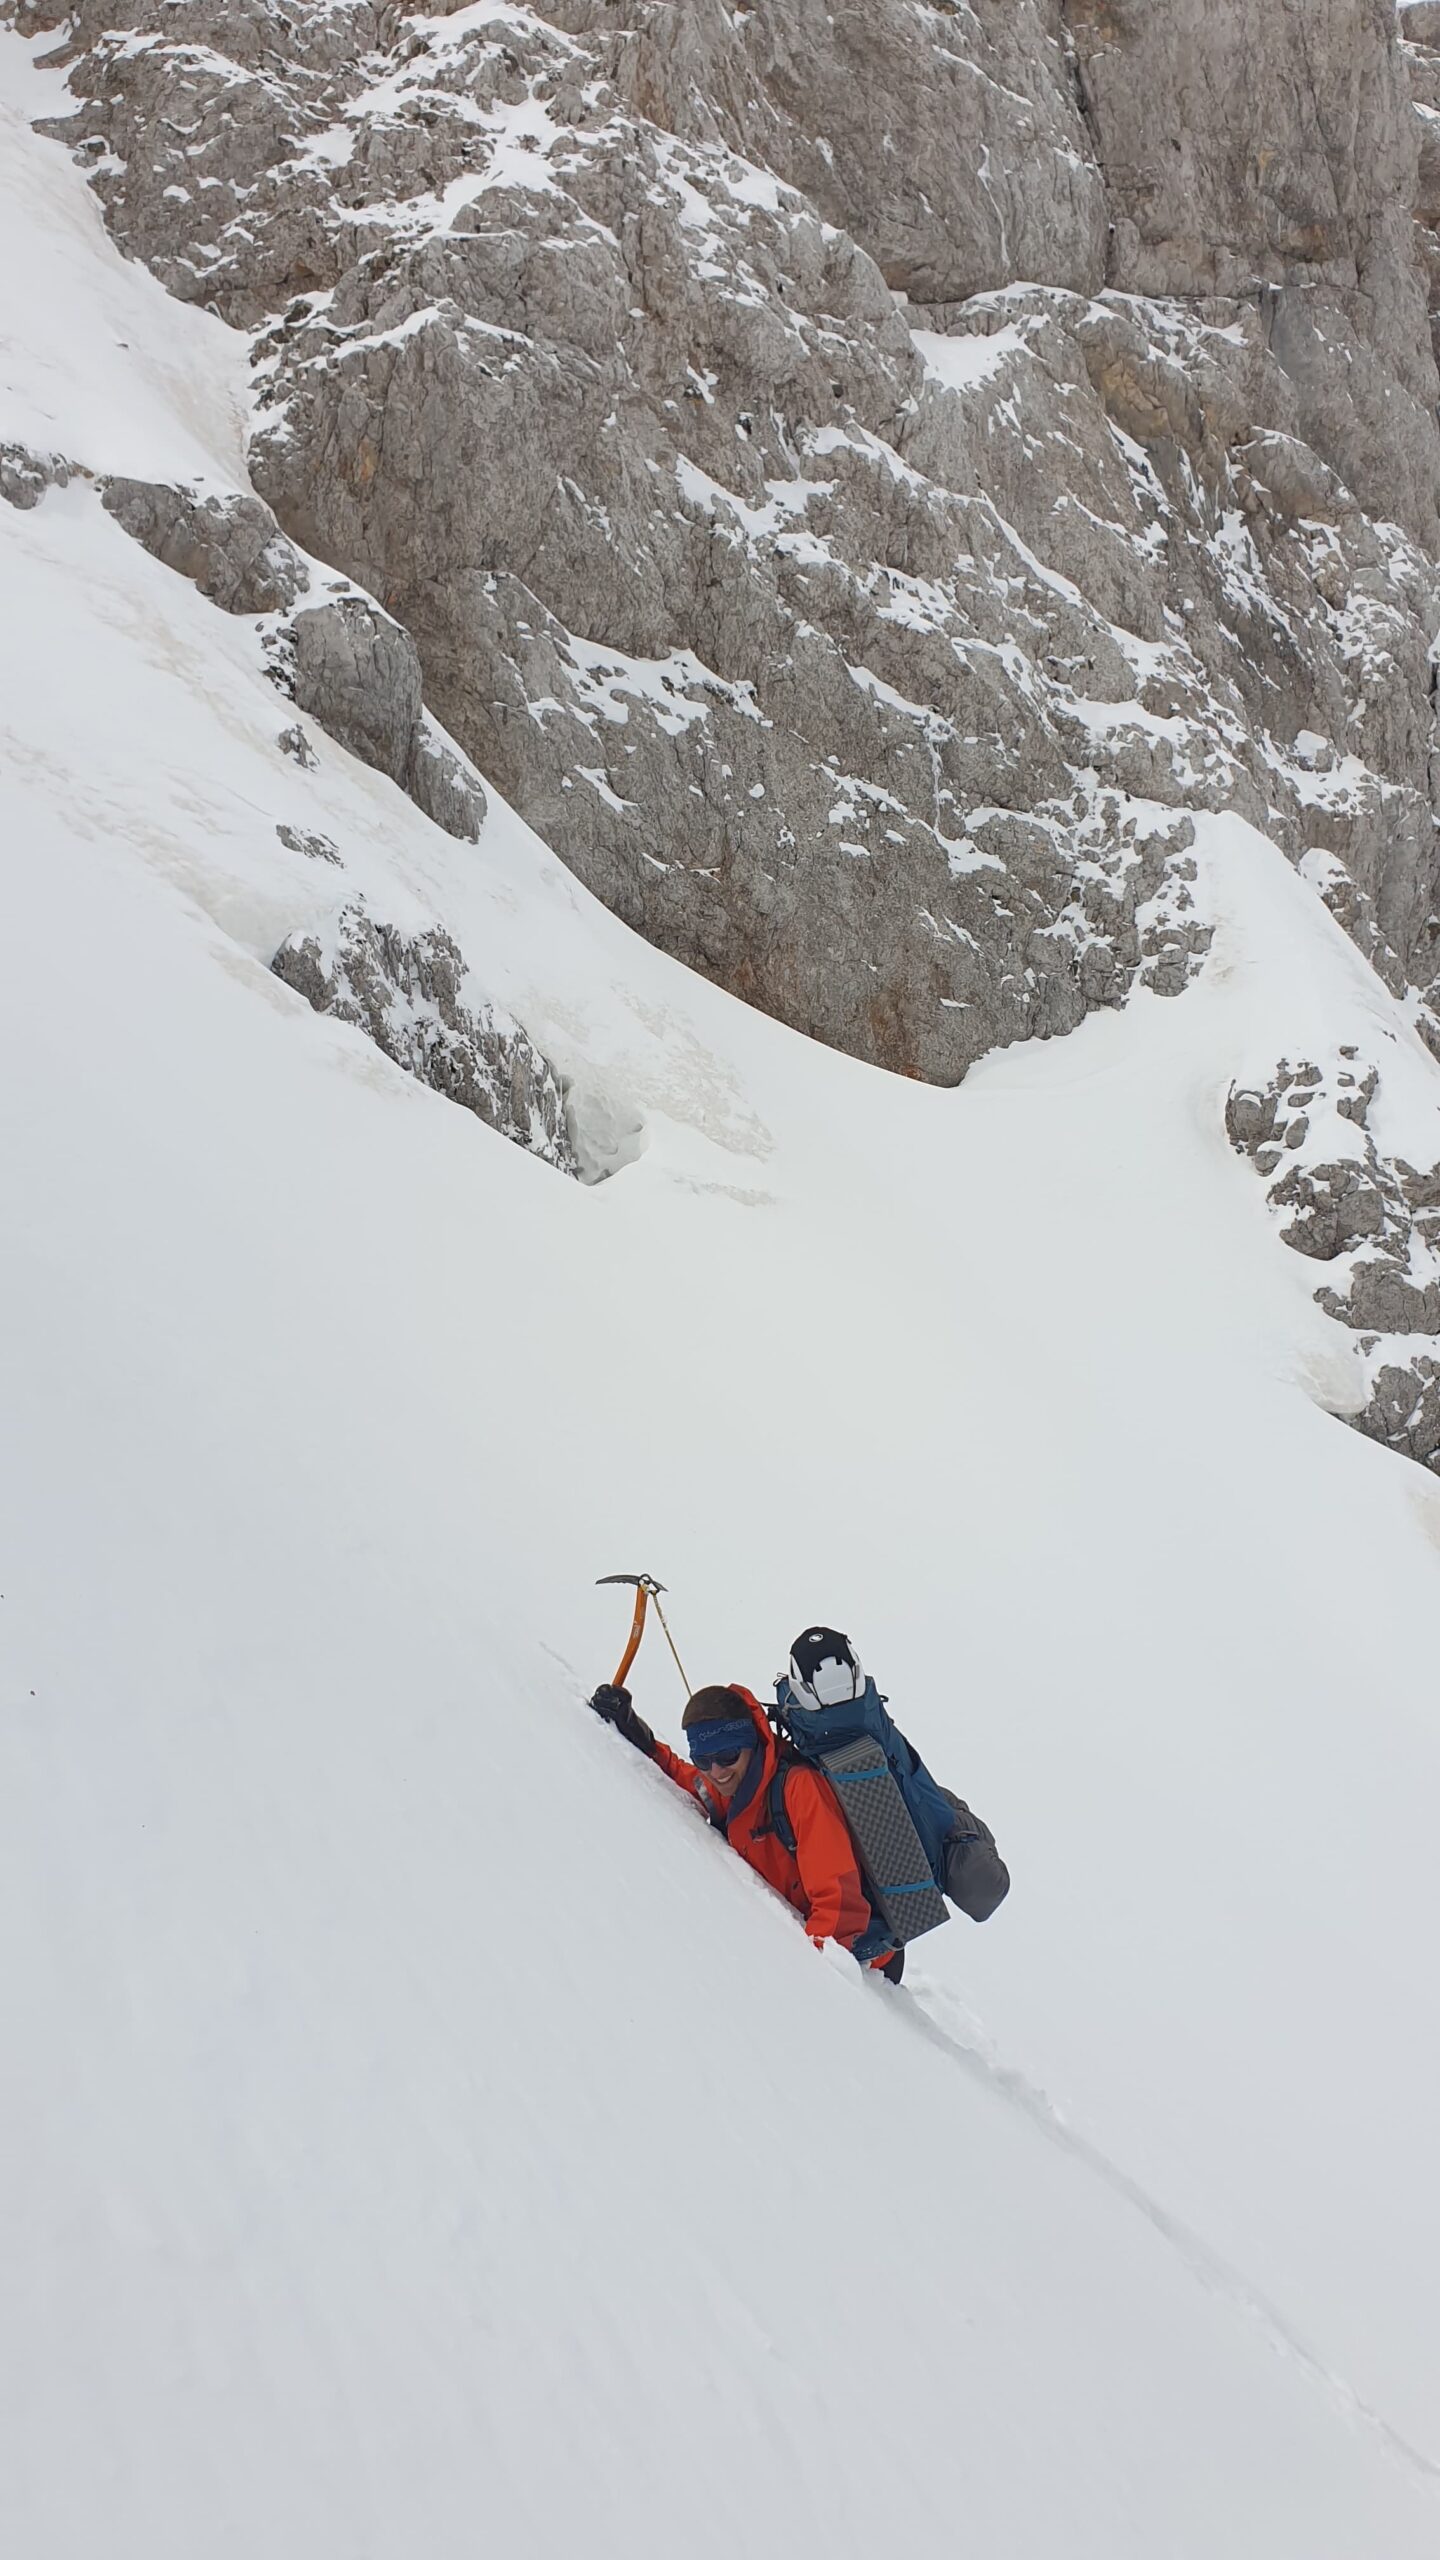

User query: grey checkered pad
[819,1735,950,1945]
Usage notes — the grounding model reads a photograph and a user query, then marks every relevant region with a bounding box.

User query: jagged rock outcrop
[100,478,309,614]
[10,0,1440,1084]
[1227,1051,1440,1471]
[1360,1349,1440,1462]
[288,595,422,785]
[2,438,74,508]
[276,821,342,865]
[277,721,319,771]
[281,595,489,840]
[406,724,490,844]
[280,596,487,841]
[272,899,579,1173]
[89,478,491,841]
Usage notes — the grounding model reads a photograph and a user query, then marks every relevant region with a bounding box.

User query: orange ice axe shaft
[615,1581,649,1685]
[596,1573,691,1694]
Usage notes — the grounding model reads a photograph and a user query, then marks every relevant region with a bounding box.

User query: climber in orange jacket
[588,1677,879,1958]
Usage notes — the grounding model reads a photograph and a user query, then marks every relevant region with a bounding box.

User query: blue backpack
[773,1674,959,1876]
[767,1626,1010,1944]
[764,1673,959,1958]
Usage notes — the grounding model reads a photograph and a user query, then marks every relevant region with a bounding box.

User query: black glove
[588,1683,657,1758]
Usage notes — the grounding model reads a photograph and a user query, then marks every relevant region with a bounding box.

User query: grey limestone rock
[289,597,423,787]
[19,0,1440,1080]
[85,448,488,842]
[408,721,487,845]
[1399,4,1440,367]
[276,723,319,771]
[1272,1159,1390,1261]
[1318,1258,1440,1334]
[271,900,578,1175]
[276,822,342,865]
[1354,1353,1440,1464]
[101,477,309,614]
[1,441,73,508]
[1228,1051,1440,1474]
[284,597,488,842]
[1064,0,1440,542]
[708,0,1107,307]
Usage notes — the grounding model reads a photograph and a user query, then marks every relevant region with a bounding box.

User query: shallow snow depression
[4,25,1440,2560]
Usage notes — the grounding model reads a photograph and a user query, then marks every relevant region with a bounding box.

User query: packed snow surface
[4,27,1440,2560]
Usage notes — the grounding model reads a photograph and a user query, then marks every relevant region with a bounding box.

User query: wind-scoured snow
[4,26,1440,2560]
[910,322,1027,391]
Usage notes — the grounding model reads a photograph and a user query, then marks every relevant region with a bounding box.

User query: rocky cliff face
[10,0,1440,1094]
[1228,1046,1440,1467]
[1069,0,1440,537]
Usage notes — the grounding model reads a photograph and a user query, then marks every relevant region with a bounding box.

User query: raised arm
[589,1683,707,1803]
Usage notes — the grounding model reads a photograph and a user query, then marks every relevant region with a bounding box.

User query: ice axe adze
[596,1573,692,1696]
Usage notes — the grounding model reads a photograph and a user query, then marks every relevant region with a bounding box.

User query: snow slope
[4,28,1440,2556]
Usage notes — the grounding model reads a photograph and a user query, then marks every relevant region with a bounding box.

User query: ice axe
[597,1572,692,1696]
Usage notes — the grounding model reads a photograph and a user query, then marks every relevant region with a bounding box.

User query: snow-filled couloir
[4,17,1440,2560]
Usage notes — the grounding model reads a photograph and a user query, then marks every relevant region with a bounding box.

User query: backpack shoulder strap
[760,1749,801,1855]
[763,1747,852,1861]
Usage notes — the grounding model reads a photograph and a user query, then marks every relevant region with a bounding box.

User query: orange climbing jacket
[651,1685,873,1951]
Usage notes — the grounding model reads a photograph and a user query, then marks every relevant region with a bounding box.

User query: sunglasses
[689,1742,752,1772]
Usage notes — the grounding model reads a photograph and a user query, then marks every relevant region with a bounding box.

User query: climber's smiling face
[701,1745,752,1802]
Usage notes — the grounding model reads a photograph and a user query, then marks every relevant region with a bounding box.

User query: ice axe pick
[596,1573,692,1696]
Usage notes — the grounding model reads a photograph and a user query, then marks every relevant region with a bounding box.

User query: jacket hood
[714,1687,776,1826]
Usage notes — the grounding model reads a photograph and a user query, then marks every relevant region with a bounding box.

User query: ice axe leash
[596,1572,692,1696]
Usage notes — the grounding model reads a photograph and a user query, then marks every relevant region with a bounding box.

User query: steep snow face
[6,29,1440,2560]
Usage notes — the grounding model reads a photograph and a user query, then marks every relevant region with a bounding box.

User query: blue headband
[686,1717,755,1765]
